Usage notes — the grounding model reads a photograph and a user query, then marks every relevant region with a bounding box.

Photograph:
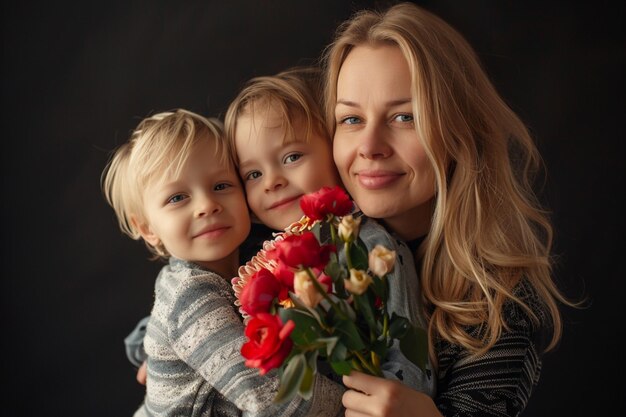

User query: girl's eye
[339,116,361,125]
[167,194,187,204]
[394,113,414,123]
[245,171,262,181]
[214,183,232,191]
[283,153,302,164]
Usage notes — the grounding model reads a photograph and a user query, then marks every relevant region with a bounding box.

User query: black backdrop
[2,1,623,415]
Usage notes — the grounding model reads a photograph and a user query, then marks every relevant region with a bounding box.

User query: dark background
[2,0,623,415]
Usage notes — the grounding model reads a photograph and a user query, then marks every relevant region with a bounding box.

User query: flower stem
[353,350,382,377]
[344,241,354,270]
[329,219,338,245]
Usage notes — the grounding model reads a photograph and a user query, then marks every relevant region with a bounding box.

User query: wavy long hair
[323,2,572,365]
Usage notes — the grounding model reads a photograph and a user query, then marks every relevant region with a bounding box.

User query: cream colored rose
[294,270,324,308]
[368,245,396,277]
[338,215,362,243]
[344,268,372,295]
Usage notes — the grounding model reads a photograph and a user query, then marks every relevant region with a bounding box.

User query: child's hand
[136,361,147,385]
[342,371,441,417]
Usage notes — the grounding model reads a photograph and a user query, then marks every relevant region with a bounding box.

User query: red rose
[241,313,295,375]
[239,268,282,315]
[271,232,335,270]
[300,186,353,221]
[273,262,295,290]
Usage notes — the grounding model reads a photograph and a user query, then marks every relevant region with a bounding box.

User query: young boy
[224,66,340,231]
[103,110,343,416]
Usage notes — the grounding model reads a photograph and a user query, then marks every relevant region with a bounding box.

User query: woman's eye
[394,113,414,123]
[340,116,361,125]
[167,194,187,204]
[245,171,262,181]
[284,153,302,164]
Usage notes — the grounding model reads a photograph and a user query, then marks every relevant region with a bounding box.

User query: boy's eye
[394,113,414,123]
[283,153,302,164]
[167,193,187,204]
[214,183,232,191]
[339,116,361,125]
[245,171,262,181]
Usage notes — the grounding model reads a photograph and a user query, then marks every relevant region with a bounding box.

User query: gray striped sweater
[134,258,344,417]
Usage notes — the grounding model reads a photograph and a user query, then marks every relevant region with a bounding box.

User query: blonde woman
[324,3,573,416]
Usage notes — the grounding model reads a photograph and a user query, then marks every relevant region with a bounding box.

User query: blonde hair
[101,109,229,258]
[323,2,573,364]
[224,66,328,164]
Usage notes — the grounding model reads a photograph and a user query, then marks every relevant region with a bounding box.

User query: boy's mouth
[268,195,301,210]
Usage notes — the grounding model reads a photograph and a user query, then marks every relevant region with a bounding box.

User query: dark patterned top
[434,281,548,417]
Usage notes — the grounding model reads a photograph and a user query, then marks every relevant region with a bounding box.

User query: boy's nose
[264,171,287,192]
[194,195,222,217]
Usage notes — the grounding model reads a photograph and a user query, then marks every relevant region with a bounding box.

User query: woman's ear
[131,215,161,247]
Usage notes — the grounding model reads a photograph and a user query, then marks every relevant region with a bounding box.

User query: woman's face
[333,44,436,240]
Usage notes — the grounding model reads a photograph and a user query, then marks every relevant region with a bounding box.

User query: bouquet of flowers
[232,186,426,402]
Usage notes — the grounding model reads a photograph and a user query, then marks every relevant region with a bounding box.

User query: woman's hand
[342,371,442,417]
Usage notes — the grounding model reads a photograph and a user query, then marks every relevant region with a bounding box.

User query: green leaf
[328,339,347,362]
[274,353,306,403]
[311,222,321,242]
[337,298,356,321]
[388,313,410,339]
[316,336,339,357]
[370,275,385,298]
[399,325,429,372]
[371,338,388,360]
[298,351,318,400]
[279,308,323,346]
[330,360,353,376]
[334,318,366,350]
[354,293,378,334]
[349,240,369,271]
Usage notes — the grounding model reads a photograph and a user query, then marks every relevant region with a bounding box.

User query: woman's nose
[357,123,392,159]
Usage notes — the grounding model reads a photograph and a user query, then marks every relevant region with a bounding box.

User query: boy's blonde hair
[102,109,230,257]
[224,66,327,164]
[323,2,573,364]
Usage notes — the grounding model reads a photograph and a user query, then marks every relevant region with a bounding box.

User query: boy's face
[234,107,339,230]
[138,140,250,274]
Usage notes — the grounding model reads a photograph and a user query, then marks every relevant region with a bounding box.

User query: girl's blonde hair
[101,109,229,258]
[224,66,327,163]
[323,2,572,364]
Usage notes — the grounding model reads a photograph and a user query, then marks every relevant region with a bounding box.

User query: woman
[323,3,572,416]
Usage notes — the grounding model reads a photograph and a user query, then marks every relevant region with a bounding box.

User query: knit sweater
[134,257,343,417]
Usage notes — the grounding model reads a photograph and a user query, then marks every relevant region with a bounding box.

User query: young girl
[103,109,343,416]
[323,3,574,416]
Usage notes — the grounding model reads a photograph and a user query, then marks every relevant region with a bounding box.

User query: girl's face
[137,140,250,276]
[333,44,436,240]
[234,105,339,230]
